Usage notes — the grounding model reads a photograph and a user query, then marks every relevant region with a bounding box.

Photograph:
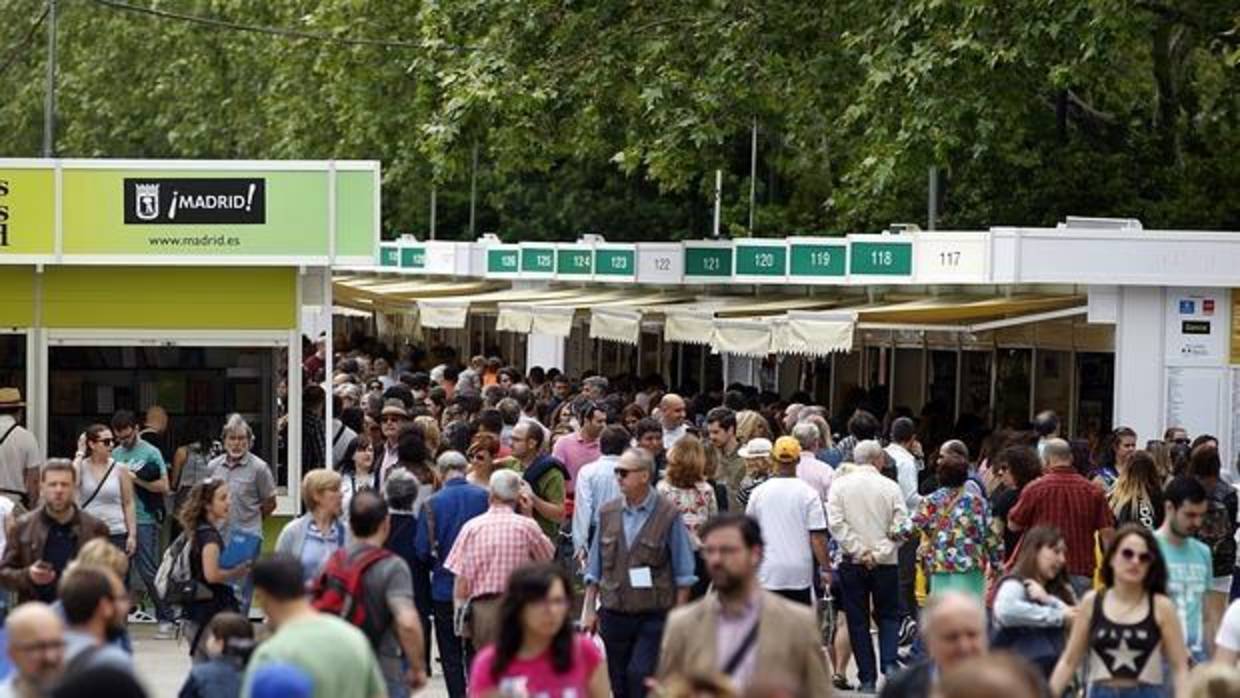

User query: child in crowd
[177,613,254,698]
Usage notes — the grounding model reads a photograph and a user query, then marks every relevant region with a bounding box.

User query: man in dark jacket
[880,591,989,698]
[0,460,109,602]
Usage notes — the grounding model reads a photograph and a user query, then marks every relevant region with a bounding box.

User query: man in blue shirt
[1157,476,1213,663]
[582,447,696,698]
[111,410,173,636]
[414,451,487,698]
[571,425,629,563]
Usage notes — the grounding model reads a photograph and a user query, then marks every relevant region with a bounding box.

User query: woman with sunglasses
[468,563,609,698]
[74,424,137,559]
[1050,523,1190,698]
[179,478,250,660]
[466,432,506,488]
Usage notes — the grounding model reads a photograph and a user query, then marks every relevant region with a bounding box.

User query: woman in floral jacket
[913,452,1004,599]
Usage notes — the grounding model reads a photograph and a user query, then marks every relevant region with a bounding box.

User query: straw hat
[0,388,24,409]
[737,437,773,459]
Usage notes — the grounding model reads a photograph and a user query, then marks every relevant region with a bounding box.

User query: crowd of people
[0,338,1239,697]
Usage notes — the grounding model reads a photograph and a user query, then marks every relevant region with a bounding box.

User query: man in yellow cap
[743,436,830,606]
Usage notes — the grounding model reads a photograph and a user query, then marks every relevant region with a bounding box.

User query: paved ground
[131,624,871,697]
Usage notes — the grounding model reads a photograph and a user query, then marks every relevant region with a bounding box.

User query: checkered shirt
[443,504,555,599]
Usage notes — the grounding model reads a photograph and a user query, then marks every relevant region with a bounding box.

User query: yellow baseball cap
[772,436,802,463]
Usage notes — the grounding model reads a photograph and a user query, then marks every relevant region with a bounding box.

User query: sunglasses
[1119,548,1152,564]
[614,468,640,480]
[93,438,115,446]
[381,416,404,423]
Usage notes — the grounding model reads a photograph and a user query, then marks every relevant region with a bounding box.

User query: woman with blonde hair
[1109,450,1164,529]
[275,469,347,584]
[414,415,441,455]
[657,435,718,599]
[735,410,771,448]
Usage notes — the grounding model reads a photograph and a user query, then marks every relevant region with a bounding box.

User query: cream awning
[771,310,857,357]
[418,287,585,329]
[501,290,696,338]
[332,275,504,317]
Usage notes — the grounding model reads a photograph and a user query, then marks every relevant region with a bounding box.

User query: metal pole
[42,0,57,158]
[928,166,938,231]
[429,186,437,240]
[748,119,757,233]
[712,170,722,238]
[469,142,479,237]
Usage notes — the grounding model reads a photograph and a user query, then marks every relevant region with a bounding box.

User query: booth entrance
[0,333,27,408]
[42,331,289,489]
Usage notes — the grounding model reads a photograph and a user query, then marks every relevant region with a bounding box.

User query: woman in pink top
[469,563,609,698]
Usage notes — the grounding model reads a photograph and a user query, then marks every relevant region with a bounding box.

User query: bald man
[879,592,989,698]
[658,394,688,450]
[1,602,66,698]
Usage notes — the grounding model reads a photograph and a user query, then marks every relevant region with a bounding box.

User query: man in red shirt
[1008,438,1114,596]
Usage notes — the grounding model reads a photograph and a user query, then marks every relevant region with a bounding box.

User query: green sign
[557,248,594,275]
[0,167,55,255]
[735,244,787,276]
[379,245,399,267]
[851,241,913,275]
[789,242,846,278]
[683,247,732,278]
[487,248,519,274]
[595,249,635,277]
[400,246,426,269]
[53,166,375,258]
[521,247,556,273]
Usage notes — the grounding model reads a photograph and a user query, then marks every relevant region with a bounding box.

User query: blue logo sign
[1179,300,1195,315]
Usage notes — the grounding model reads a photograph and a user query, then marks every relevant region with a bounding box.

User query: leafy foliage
[1,0,1237,240]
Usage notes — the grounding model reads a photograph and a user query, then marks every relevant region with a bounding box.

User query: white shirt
[826,464,910,566]
[662,423,688,450]
[572,455,622,555]
[331,419,356,468]
[796,453,834,504]
[1217,598,1240,653]
[0,496,13,560]
[884,443,922,510]
[0,414,41,495]
[746,476,826,590]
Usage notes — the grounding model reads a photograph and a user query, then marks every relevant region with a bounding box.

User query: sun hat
[380,399,410,419]
[737,437,773,459]
[0,388,23,409]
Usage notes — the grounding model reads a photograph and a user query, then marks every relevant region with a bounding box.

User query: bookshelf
[47,346,280,473]
[0,334,25,397]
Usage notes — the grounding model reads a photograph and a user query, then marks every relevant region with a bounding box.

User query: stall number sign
[596,249,635,277]
[789,243,847,278]
[851,242,912,276]
[400,247,426,269]
[684,247,732,278]
[557,249,594,275]
[379,246,399,267]
[487,249,519,274]
[735,245,787,277]
[521,248,556,274]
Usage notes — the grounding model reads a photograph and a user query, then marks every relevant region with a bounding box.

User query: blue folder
[218,529,262,569]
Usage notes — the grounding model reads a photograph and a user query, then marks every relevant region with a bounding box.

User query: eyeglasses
[1119,548,1152,564]
[381,416,404,424]
[11,639,65,655]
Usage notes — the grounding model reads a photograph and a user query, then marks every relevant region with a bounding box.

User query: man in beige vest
[582,448,697,698]
[657,513,829,694]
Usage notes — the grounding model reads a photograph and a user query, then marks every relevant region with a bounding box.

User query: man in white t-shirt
[744,436,830,606]
[1216,598,1240,663]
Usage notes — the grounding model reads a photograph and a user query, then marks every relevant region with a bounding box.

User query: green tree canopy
[1,0,1237,240]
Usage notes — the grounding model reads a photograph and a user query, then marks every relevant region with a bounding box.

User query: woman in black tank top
[1050,524,1191,698]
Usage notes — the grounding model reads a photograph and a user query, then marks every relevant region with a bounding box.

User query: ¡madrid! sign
[0,160,378,263]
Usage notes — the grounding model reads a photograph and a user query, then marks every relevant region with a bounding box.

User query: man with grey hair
[208,412,276,615]
[583,448,697,697]
[582,375,609,401]
[879,591,989,698]
[444,469,554,655]
[791,421,833,504]
[415,451,487,697]
[826,439,911,693]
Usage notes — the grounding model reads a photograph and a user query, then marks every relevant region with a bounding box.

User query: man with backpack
[0,388,41,513]
[244,555,386,698]
[312,489,427,698]
[1188,444,1238,654]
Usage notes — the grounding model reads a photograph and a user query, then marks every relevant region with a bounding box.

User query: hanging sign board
[485,244,520,279]
[788,238,848,283]
[378,244,399,267]
[594,244,637,282]
[555,245,594,279]
[637,243,683,284]
[733,239,788,282]
[849,235,914,279]
[682,240,733,282]
[914,232,989,283]
[519,243,557,278]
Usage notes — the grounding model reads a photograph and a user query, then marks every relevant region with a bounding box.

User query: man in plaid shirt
[444,468,555,654]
